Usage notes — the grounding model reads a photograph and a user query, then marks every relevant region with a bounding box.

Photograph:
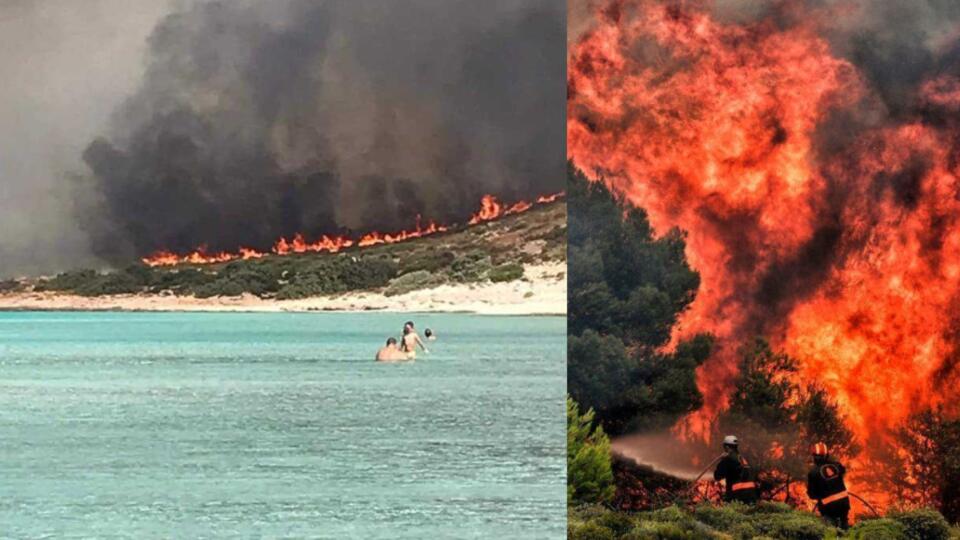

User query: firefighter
[806,442,850,529]
[713,435,759,503]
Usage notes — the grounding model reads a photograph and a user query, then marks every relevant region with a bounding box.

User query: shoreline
[0,262,566,316]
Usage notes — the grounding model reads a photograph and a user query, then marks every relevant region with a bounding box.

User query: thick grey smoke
[0,0,171,276]
[78,0,565,262]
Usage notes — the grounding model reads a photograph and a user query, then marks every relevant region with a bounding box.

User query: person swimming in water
[424,328,436,341]
[375,337,408,362]
[400,321,429,358]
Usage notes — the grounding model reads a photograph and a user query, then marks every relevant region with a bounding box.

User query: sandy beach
[0,262,566,316]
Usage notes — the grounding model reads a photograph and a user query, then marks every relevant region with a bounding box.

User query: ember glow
[569,0,960,500]
[142,193,564,267]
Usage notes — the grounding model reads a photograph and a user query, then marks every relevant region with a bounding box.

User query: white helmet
[723,435,739,447]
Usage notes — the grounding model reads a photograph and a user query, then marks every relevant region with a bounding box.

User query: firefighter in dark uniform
[713,435,759,503]
[806,442,850,529]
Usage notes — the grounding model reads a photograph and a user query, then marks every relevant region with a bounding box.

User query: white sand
[0,262,566,315]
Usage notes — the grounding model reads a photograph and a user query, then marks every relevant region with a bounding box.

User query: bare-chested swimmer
[400,321,429,359]
[375,337,408,362]
[424,328,436,341]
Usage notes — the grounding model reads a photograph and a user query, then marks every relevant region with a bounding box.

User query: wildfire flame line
[142,192,564,267]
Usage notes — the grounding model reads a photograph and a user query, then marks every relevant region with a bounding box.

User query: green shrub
[750,501,794,515]
[631,521,696,540]
[751,512,829,540]
[449,251,493,283]
[729,522,760,540]
[849,518,907,540]
[645,506,688,523]
[889,509,951,540]
[384,270,446,296]
[149,268,216,294]
[74,271,143,296]
[571,504,611,522]
[34,269,98,292]
[693,503,749,531]
[399,250,455,274]
[593,511,635,536]
[340,256,398,290]
[567,398,616,505]
[568,522,616,540]
[488,262,524,283]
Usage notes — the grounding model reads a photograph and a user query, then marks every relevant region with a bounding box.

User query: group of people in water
[375,321,435,362]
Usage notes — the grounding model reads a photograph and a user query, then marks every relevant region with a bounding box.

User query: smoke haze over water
[1,0,564,274]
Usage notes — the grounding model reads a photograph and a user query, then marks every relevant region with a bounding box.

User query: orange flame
[141,192,563,267]
[569,0,960,508]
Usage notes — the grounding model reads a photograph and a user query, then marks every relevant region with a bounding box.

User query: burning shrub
[488,262,524,283]
[848,518,907,540]
[887,509,952,540]
[567,398,616,505]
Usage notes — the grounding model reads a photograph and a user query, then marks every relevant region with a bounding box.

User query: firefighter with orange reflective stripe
[806,442,850,529]
[713,435,759,503]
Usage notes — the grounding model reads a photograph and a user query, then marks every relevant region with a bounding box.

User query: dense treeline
[567,164,709,434]
[8,202,565,299]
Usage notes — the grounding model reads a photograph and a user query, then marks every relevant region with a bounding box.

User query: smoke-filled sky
[0,0,565,275]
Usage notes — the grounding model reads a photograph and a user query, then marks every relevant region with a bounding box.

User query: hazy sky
[0,0,173,275]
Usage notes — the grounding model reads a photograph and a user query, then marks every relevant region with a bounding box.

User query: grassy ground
[568,503,959,540]
[4,202,565,299]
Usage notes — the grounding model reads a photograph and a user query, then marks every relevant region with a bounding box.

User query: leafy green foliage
[568,398,616,506]
[488,262,524,283]
[567,164,709,434]
[384,270,446,297]
[569,503,952,540]
[888,508,952,540]
[848,518,907,540]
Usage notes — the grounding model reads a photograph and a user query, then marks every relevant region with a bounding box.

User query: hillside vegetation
[5,202,565,299]
[569,502,959,540]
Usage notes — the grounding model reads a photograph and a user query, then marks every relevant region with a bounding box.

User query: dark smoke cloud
[78,0,565,261]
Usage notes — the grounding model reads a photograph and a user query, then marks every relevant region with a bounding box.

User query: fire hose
[677,454,881,518]
[811,491,880,518]
[674,454,725,502]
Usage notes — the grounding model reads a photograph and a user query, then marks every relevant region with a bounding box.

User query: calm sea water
[0,311,565,539]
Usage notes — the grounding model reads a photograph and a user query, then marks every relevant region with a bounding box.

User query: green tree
[568,397,616,505]
[567,164,709,434]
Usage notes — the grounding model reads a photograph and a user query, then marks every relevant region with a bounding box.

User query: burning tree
[877,408,960,523]
[718,338,858,504]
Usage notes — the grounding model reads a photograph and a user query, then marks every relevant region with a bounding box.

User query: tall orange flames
[142,193,563,267]
[569,0,960,503]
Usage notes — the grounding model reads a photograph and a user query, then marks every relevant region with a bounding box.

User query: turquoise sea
[0,311,565,539]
